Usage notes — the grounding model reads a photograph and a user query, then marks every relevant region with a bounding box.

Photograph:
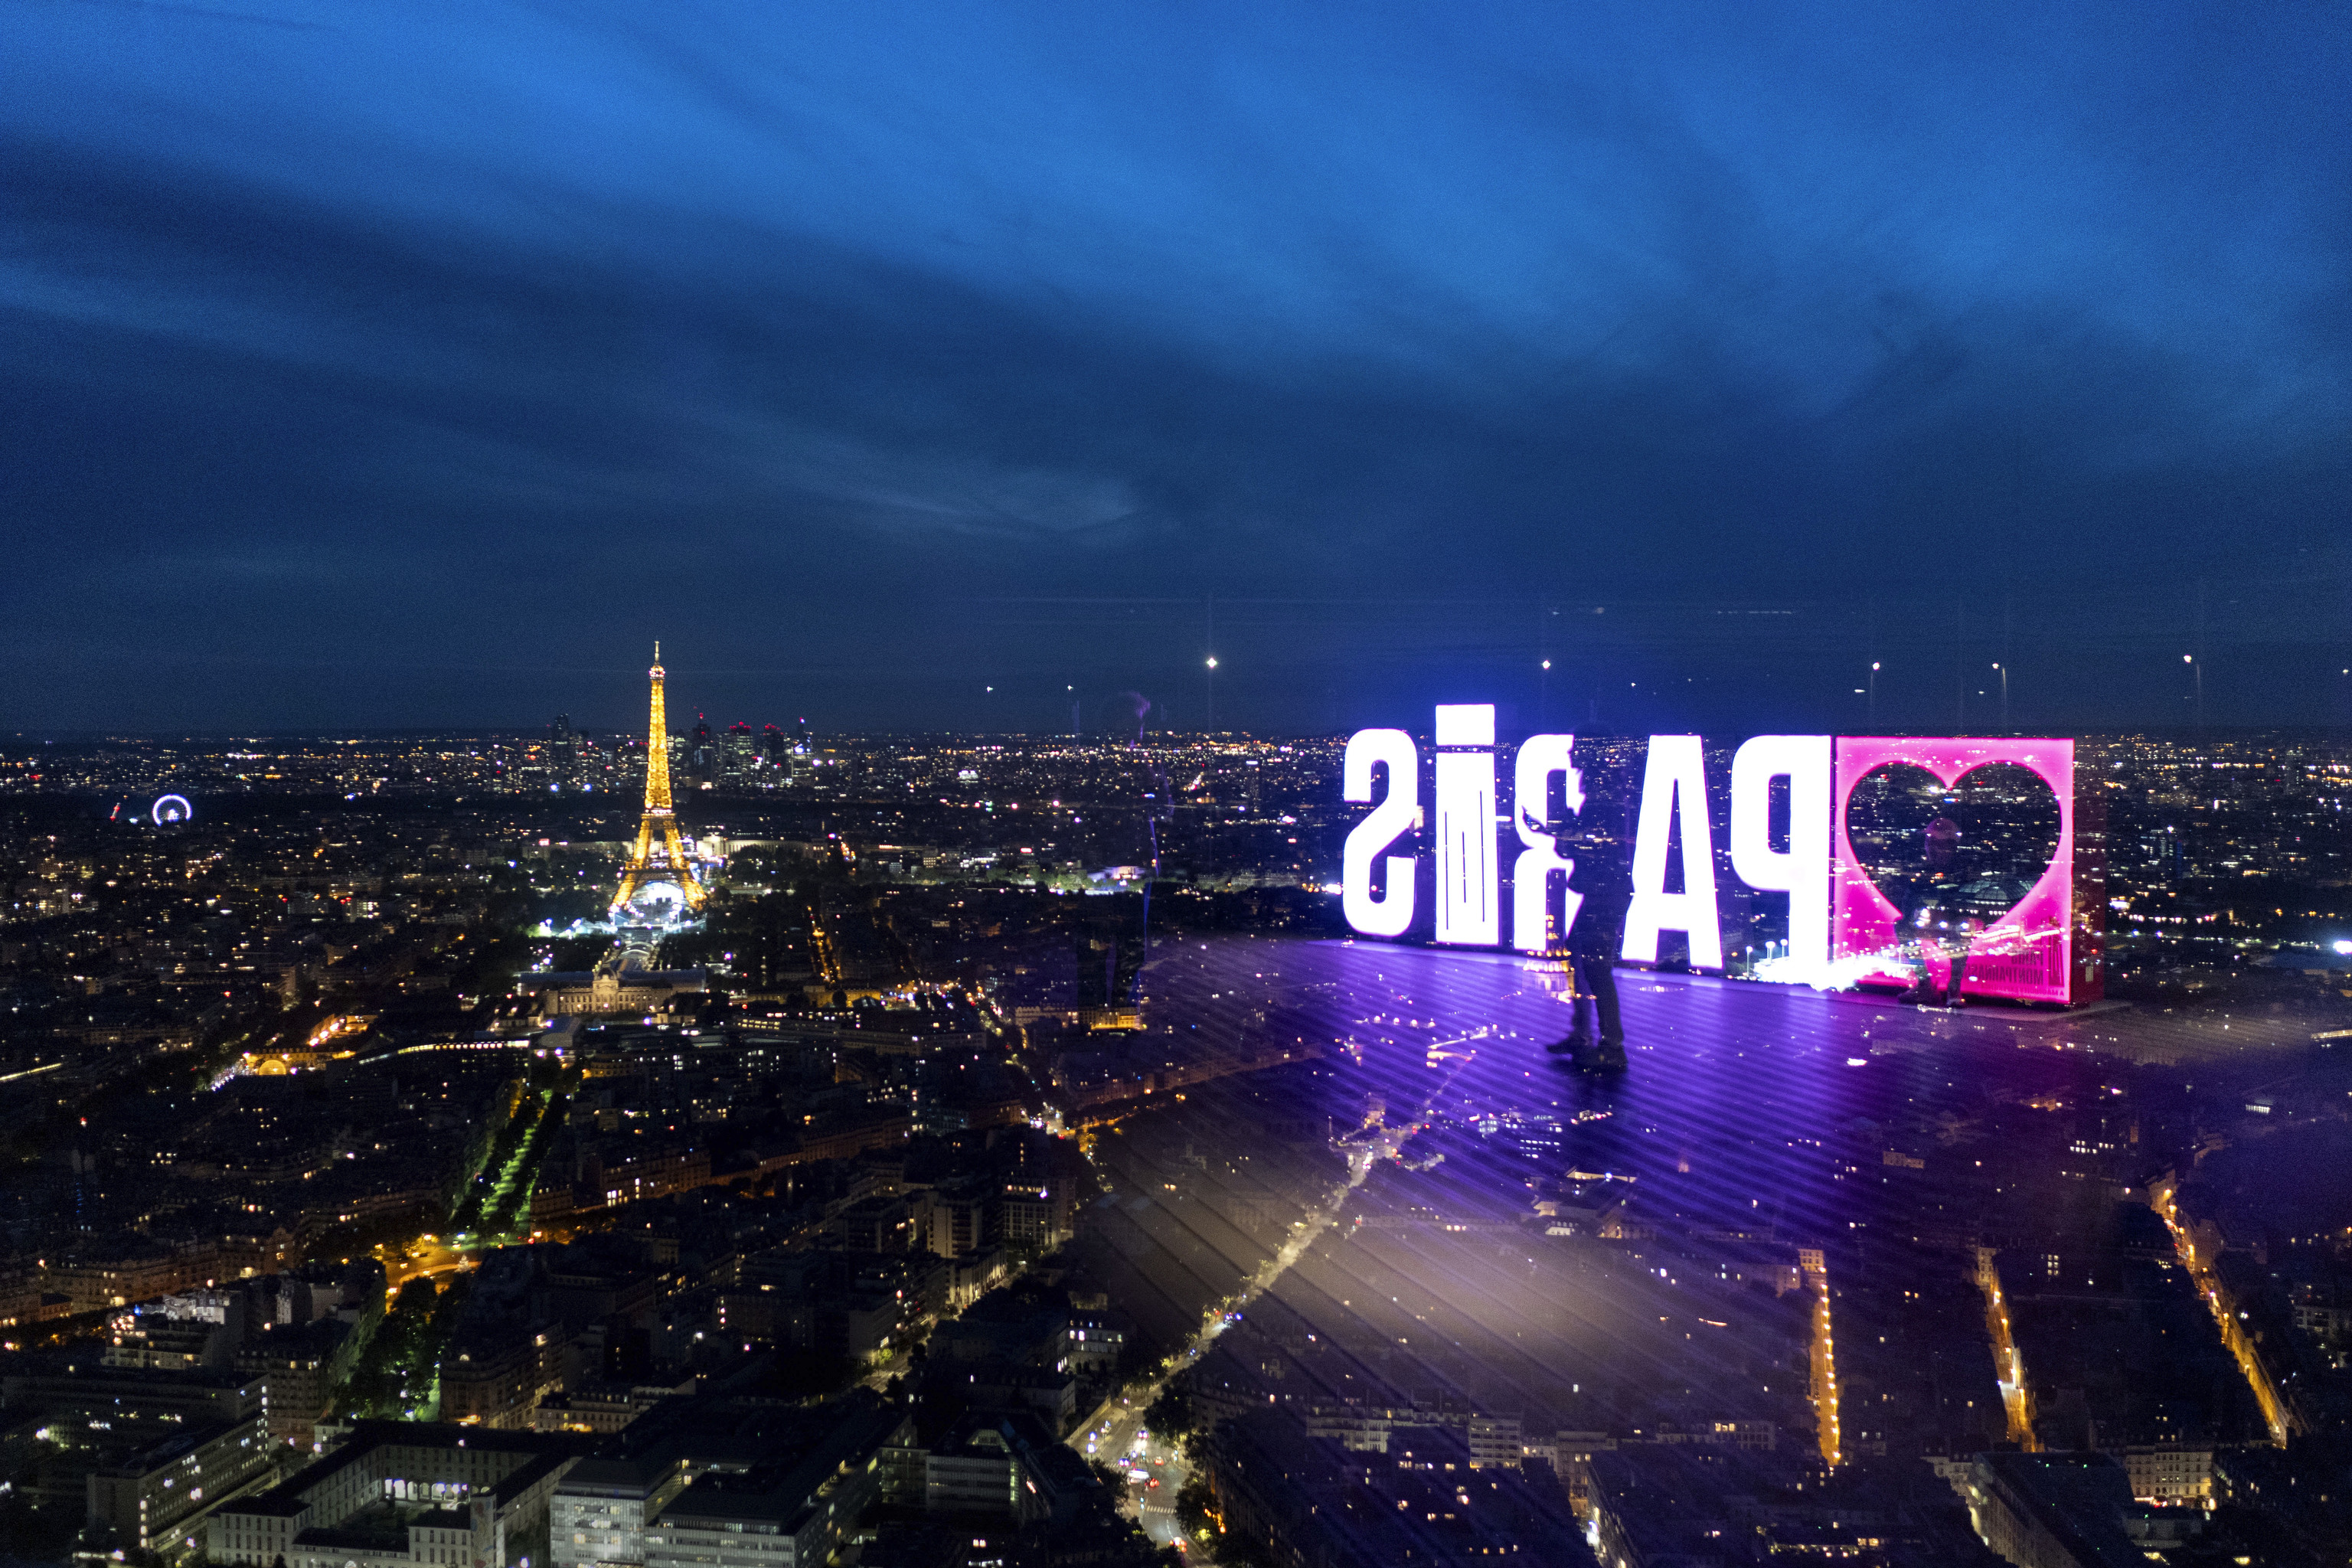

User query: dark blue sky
[5,1,2349,734]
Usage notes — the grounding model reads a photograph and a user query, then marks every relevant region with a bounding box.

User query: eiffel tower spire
[612,644,706,916]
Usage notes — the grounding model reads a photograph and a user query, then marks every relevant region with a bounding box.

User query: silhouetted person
[1548,756,1632,1070]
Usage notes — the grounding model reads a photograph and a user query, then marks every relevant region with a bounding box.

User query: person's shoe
[1594,1040,1628,1073]
[1547,1032,1595,1058]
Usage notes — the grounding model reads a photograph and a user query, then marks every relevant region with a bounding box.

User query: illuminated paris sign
[1341,707,2104,1005]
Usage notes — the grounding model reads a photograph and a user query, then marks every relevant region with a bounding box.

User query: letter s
[1342,728,1419,938]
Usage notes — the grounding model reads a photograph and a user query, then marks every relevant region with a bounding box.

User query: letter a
[1622,735,1723,969]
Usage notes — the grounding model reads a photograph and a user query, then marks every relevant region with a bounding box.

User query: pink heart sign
[1830,737,2102,1005]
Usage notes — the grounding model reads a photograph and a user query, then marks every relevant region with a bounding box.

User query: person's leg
[1548,959,1598,1054]
[1589,958,1625,1066]
[1896,898,1936,1002]
[1942,929,1974,1006]
[1589,959,1622,1043]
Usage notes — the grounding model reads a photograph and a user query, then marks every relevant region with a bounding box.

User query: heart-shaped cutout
[1843,761,2061,929]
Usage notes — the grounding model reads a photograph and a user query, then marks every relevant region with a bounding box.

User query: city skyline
[3,717,2348,1564]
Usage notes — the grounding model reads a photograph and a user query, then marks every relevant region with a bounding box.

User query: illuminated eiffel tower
[610,642,706,916]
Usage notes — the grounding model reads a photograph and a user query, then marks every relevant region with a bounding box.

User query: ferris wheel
[151,793,193,826]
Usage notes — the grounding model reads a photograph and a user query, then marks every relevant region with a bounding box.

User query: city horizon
[8,595,2351,733]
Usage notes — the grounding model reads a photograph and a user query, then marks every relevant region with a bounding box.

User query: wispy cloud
[0,0,2347,726]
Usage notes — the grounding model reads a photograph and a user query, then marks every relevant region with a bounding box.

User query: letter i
[1433,705,1498,946]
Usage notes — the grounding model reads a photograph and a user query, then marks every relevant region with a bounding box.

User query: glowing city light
[610,646,705,917]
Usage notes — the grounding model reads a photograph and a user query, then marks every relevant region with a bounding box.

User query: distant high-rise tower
[611,644,705,915]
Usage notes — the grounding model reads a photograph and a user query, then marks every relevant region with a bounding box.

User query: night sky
[5,2,2349,735]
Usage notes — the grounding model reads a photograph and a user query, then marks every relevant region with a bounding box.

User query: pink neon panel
[1830,737,2076,1005]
